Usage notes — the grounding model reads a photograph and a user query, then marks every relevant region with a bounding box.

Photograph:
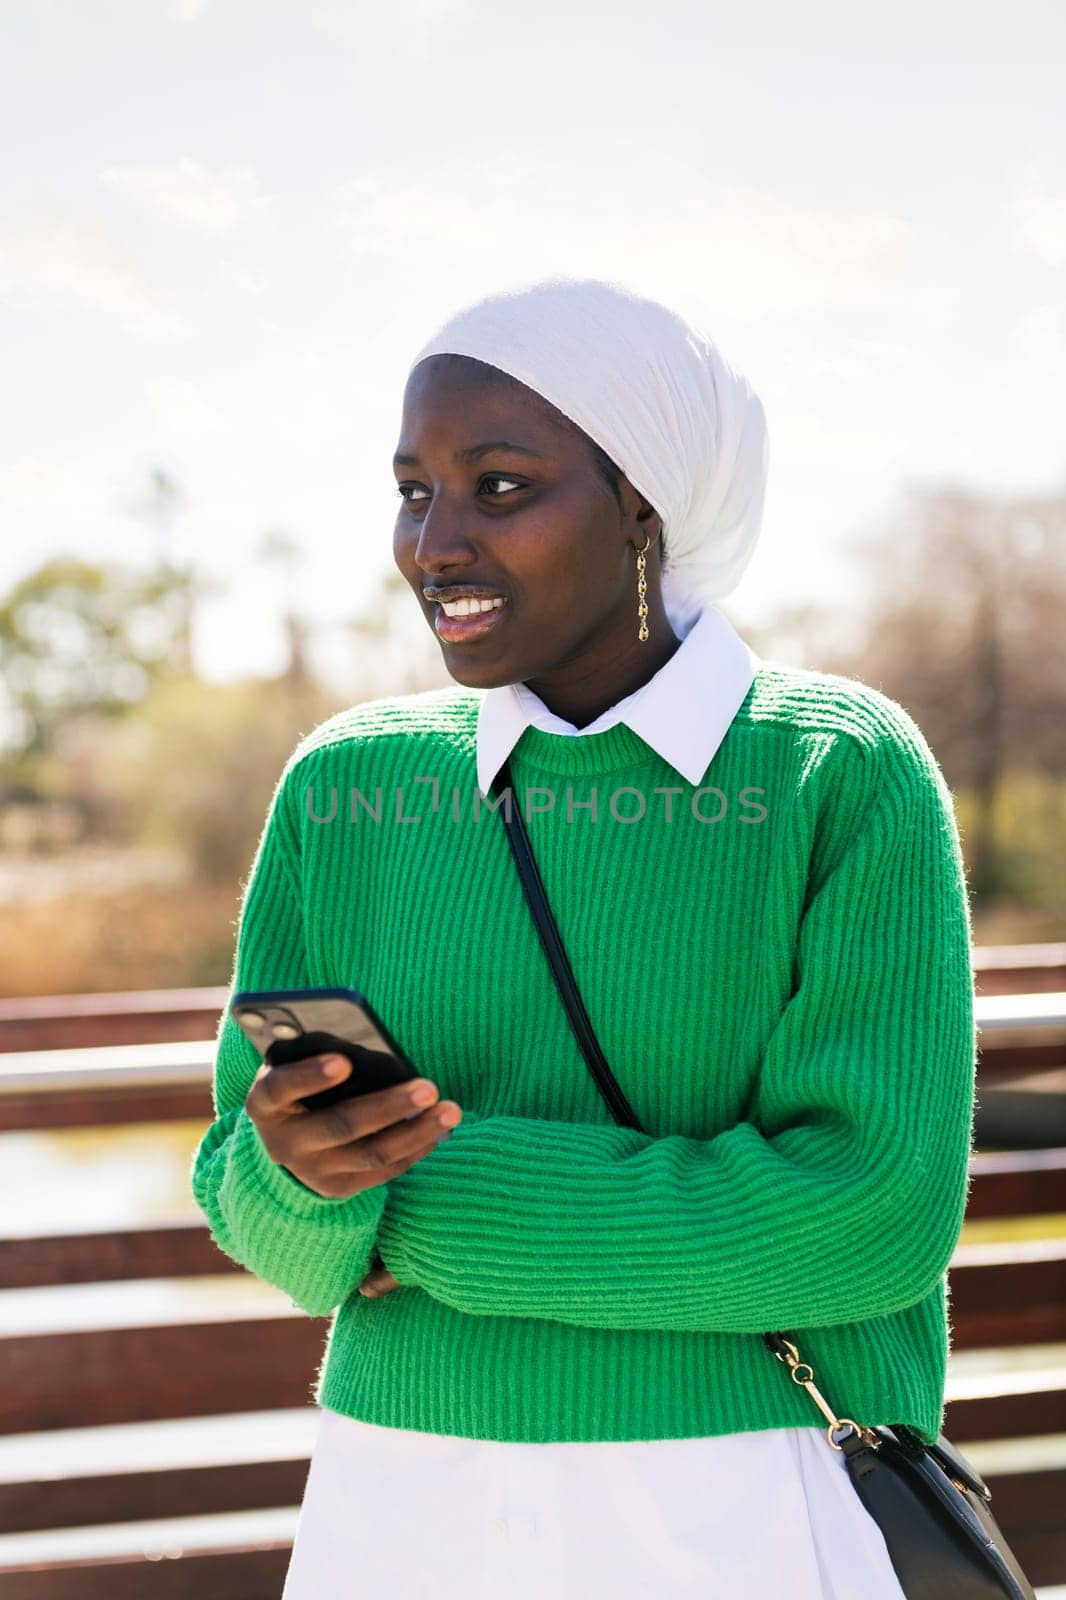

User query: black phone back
[230,986,416,1111]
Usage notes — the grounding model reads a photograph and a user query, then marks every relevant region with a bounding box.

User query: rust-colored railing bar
[0,945,1062,1053]
[973,943,1066,995]
[4,1149,1065,1290]
[1,1254,1062,1434]
[0,1317,323,1435]
[0,989,229,1054]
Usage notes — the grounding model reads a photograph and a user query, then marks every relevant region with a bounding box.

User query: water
[0,1120,205,1236]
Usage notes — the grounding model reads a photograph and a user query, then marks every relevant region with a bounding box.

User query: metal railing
[0,952,1063,1593]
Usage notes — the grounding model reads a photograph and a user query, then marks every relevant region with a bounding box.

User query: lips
[432,596,508,643]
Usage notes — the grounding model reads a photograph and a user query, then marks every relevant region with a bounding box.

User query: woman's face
[392,353,664,695]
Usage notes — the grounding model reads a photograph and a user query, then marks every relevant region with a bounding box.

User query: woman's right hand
[245,1053,462,1200]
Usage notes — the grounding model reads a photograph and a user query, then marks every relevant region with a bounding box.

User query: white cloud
[100,158,273,234]
[803,337,933,384]
[216,258,269,296]
[0,457,92,516]
[312,0,473,56]
[0,207,187,338]
[332,153,929,323]
[1009,167,1066,267]
[145,376,227,441]
[1013,303,1064,366]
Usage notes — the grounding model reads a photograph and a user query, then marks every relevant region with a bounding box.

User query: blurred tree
[343,569,451,698]
[254,526,311,690]
[774,481,1066,897]
[735,599,837,668]
[123,467,202,675]
[100,671,338,879]
[0,557,191,764]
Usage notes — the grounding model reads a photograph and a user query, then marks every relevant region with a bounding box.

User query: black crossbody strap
[490,759,1036,1599]
[489,756,793,1357]
[489,758,644,1132]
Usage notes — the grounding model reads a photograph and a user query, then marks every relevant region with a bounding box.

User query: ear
[634,502,664,552]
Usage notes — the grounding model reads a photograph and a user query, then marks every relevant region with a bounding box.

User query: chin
[440,653,520,690]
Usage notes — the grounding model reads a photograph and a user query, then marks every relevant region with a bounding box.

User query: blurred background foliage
[1,469,1063,996]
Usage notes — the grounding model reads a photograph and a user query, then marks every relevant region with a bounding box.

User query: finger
[297,1075,447,1152]
[312,1102,462,1175]
[339,1140,447,1188]
[358,1264,401,1297]
[249,1052,354,1116]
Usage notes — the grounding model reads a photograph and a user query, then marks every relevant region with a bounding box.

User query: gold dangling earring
[635,530,652,642]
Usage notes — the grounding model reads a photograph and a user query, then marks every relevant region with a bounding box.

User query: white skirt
[281,1408,908,1599]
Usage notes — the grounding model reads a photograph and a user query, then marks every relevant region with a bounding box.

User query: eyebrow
[392,440,549,469]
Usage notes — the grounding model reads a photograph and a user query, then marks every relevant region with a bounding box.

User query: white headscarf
[404,275,769,634]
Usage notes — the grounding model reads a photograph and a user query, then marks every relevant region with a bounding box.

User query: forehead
[401,353,576,441]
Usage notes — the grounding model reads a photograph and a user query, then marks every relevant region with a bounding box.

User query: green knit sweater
[190,661,976,1445]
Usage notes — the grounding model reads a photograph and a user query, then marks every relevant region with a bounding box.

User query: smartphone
[230,986,417,1111]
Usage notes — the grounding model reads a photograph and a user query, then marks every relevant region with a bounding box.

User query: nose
[412,497,478,577]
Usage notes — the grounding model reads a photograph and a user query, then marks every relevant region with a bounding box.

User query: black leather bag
[489,758,1036,1600]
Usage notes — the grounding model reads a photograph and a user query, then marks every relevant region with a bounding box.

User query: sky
[1,0,1063,690]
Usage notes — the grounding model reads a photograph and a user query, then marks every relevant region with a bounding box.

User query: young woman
[191,277,976,1598]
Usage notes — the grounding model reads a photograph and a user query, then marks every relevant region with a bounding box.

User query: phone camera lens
[271,1021,301,1040]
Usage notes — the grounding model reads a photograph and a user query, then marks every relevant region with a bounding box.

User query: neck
[523,598,682,729]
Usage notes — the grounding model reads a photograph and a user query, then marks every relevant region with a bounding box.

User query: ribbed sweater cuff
[192,1104,389,1317]
[230,1104,386,1220]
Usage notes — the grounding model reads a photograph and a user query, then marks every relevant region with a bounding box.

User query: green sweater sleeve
[190,759,387,1319]
[375,724,977,1333]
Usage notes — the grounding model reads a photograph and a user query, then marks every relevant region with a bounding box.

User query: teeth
[440,597,504,617]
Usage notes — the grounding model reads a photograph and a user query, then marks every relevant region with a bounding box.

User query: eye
[480,474,524,496]
[394,474,525,504]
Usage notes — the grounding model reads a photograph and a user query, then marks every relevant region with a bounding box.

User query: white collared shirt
[475,602,762,796]
[281,604,907,1600]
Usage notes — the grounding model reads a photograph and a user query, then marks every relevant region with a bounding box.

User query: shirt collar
[476,603,761,795]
